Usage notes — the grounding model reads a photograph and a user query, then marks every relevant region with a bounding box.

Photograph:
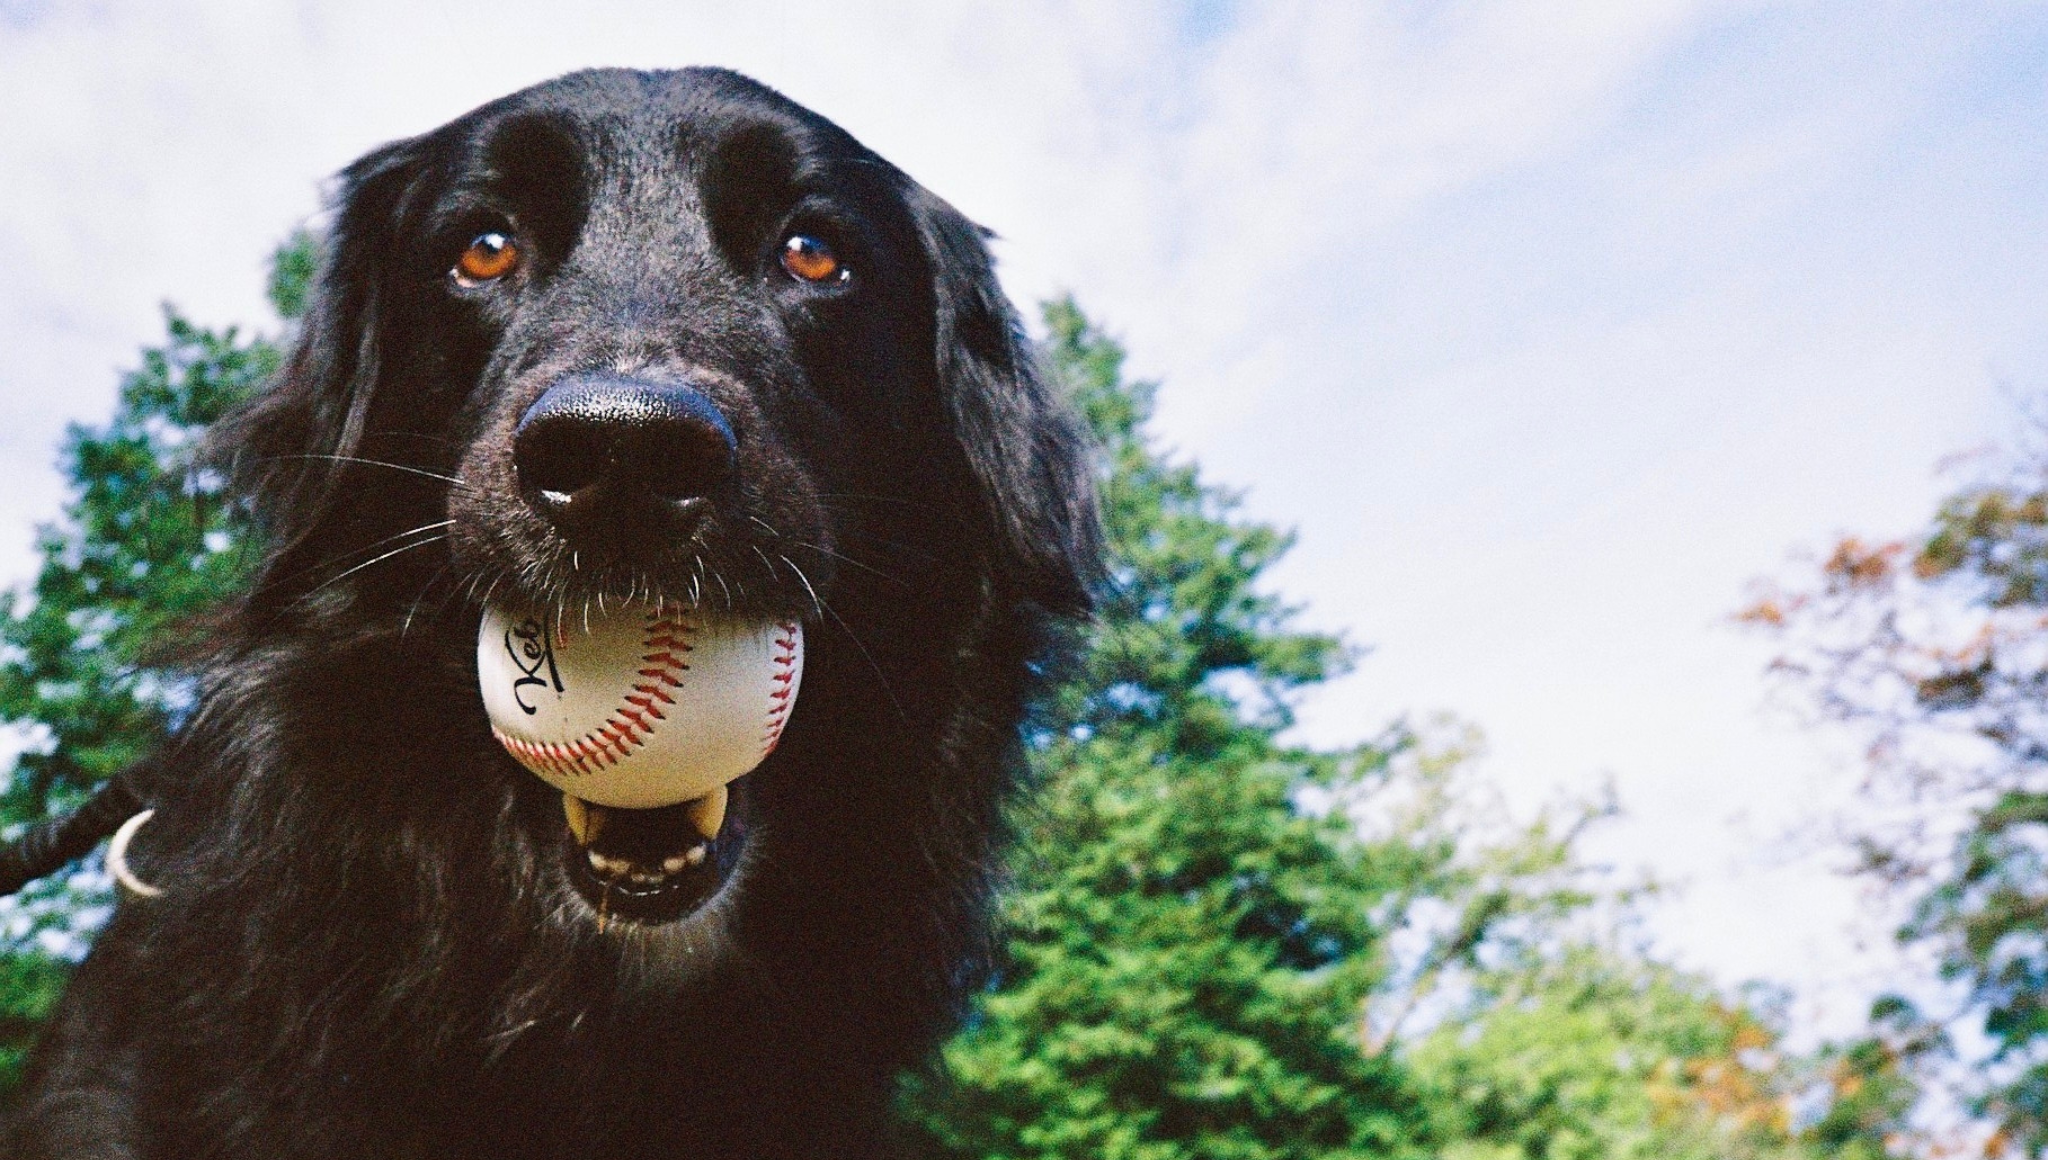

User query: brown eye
[780,235,845,284]
[454,231,520,285]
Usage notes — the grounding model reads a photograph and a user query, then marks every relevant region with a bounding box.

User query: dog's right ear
[209,139,423,599]
[904,184,1103,619]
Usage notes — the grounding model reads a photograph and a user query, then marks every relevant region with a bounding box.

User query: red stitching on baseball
[759,619,800,756]
[494,606,695,779]
[623,693,666,720]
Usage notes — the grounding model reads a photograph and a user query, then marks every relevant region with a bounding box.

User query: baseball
[477,600,803,809]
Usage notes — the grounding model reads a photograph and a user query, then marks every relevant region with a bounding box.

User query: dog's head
[211,68,1097,935]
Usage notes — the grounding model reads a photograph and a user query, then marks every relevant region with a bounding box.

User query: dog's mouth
[557,781,749,927]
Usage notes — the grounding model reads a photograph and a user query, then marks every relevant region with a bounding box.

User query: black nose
[513,374,737,536]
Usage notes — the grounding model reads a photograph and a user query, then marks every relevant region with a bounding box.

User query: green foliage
[1360,744,1895,1160]
[1410,946,1888,1160]
[906,739,1425,1159]
[266,228,322,324]
[0,233,313,1091]
[1046,297,1344,748]
[0,953,68,1102]
[899,301,1430,1158]
[0,316,272,816]
[0,310,270,1088]
[906,301,1901,1159]
[1796,996,1940,1160]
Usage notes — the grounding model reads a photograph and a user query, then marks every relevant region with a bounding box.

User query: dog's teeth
[684,785,728,841]
[684,845,707,867]
[661,853,689,874]
[589,851,632,878]
[562,794,608,846]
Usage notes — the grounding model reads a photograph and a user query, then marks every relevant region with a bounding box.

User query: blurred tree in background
[1745,418,2048,1156]
[0,235,312,1092]
[1409,940,1925,1160]
[897,300,1435,1158]
[0,256,1915,1154]
[899,303,1895,1159]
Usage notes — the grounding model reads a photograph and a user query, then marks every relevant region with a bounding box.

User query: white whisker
[791,540,901,585]
[276,454,471,489]
[296,532,450,602]
[782,554,904,723]
[402,564,454,637]
[780,554,824,619]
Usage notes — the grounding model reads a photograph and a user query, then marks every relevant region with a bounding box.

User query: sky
[4,1,2045,1038]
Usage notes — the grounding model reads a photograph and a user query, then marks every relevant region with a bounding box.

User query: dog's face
[431,82,931,623]
[223,69,1095,936]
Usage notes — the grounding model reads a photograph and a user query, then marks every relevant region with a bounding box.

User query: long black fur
[7,68,1097,1159]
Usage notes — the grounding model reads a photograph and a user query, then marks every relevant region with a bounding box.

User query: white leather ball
[478,600,802,809]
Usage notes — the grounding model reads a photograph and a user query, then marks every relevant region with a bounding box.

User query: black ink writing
[505,617,565,715]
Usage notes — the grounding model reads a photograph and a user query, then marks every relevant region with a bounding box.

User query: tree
[1410,938,1925,1160]
[900,301,1909,1159]
[896,300,1441,1158]
[0,235,311,1093]
[0,260,1907,1153]
[1741,415,2048,1153]
[1352,728,1907,1160]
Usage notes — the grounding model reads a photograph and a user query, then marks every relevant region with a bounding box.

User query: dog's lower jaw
[557,784,751,928]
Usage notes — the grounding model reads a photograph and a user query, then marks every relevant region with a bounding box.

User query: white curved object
[478,602,802,809]
[107,808,164,898]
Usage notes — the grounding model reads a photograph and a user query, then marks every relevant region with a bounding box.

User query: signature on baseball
[505,617,565,715]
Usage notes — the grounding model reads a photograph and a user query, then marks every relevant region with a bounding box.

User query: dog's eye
[453,232,521,286]
[780,235,846,284]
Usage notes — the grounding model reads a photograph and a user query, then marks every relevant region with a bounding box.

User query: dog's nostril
[513,376,737,515]
[636,420,736,501]
[516,424,606,499]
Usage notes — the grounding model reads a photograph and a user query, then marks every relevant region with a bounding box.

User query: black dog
[8,67,1096,1159]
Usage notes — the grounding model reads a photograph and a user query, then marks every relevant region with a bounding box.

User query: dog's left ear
[908,187,1102,617]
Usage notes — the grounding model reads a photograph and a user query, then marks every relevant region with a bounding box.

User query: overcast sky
[5,1,2045,1037]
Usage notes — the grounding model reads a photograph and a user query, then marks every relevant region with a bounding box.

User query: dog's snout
[513,375,737,536]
